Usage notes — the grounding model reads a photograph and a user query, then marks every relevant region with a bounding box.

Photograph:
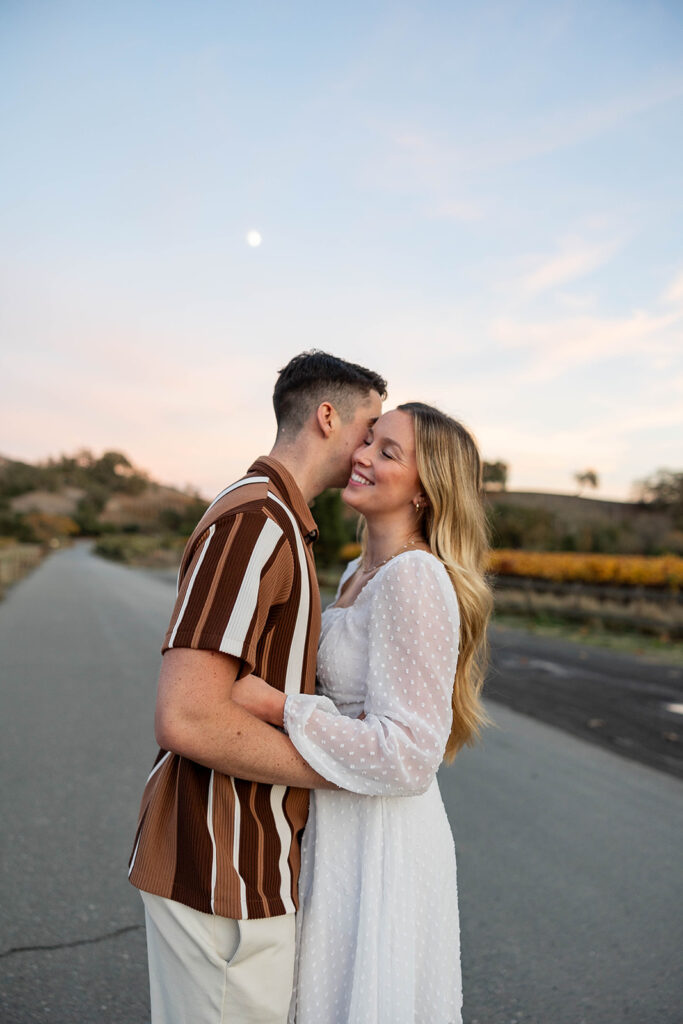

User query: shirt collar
[248,456,319,545]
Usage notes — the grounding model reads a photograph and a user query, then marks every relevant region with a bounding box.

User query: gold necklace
[359,540,421,575]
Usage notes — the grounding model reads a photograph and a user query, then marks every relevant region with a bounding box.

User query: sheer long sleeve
[283,552,460,796]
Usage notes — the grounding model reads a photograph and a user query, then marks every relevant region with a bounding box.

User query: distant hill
[2,451,680,557]
[485,488,671,525]
[0,450,208,542]
[484,488,679,555]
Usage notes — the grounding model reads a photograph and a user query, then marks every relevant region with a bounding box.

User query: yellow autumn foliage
[338,541,362,562]
[334,544,683,589]
[487,549,683,589]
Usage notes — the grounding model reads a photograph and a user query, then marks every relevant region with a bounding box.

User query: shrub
[338,541,362,562]
[488,549,683,589]
[94,533,185,567]
[487,505,558,550]
[312,490,356,567]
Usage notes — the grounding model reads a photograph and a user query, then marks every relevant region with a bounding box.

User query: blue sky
[2,0,682,499]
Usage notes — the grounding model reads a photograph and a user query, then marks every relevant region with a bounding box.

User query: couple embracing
[128,350,493,1024]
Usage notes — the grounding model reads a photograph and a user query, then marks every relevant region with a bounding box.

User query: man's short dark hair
[273,350,387,435]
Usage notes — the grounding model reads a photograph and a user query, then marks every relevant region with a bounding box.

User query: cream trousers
[141,891,296,1024]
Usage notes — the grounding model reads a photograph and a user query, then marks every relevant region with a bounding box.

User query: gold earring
[415,501,421,512]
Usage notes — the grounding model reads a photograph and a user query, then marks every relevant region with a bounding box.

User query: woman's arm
[279,554,460,798]
[231,674,287,725]
[232,675,365,725]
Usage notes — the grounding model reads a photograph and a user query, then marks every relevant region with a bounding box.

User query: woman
[233,402,493,1024]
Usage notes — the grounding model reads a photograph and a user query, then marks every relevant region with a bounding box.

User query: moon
[246,230,262,247]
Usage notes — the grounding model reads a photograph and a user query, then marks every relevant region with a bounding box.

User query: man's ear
[315,402,336,439]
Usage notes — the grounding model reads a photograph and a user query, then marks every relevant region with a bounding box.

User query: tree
[159,499,210,536]
[574,469,599,495]
[24,513,80,544]
[486,504,558,550]
[89,451,148,494]
[634,468,683,528]
[483,460,508,490]
[312,489,355,567]
[0,458,48,498]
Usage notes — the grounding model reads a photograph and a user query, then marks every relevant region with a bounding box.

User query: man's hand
[231,675,286,727]
[154,647,337,790]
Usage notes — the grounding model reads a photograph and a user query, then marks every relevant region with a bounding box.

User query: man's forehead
[364,389,384,418]
[344,388,382,425]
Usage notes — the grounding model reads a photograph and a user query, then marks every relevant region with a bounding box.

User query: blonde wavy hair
[362,403,494,761]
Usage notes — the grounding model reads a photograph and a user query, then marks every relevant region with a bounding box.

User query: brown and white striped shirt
[128,457,321,920]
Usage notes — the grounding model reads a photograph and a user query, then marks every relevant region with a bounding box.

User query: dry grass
[492,611,683,667]
[0,543,44,595]
[94,533,186,567]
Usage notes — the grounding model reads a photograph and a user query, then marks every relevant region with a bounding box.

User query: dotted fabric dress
[284,550,463,1024]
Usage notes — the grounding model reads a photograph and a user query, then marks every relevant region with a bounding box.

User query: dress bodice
[284,550,461,798]
[316,559,369,711]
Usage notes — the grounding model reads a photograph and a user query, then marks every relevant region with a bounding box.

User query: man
[128,350,386,1023]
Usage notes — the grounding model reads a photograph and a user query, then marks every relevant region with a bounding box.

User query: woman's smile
[348,469,374,487]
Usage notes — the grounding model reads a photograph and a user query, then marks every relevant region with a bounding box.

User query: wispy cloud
[492,307,682,381]
[390,74,683,178]
[520,236,621,295]
[367,130,487,222]
[663,268,683,305]
[467,75,683,170]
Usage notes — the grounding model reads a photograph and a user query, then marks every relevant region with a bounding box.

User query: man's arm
[154,647,338,789]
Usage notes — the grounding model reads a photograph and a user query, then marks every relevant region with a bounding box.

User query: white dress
[284,550,463,1024]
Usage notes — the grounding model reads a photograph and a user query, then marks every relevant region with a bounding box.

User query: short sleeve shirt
[128,457,321,919]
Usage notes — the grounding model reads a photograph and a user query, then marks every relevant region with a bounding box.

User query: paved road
[1,543,682,1023]
[486,623,683,779]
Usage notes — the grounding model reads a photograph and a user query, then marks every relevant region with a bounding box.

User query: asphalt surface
[1,543,682,1023]
[485,624,683,779]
